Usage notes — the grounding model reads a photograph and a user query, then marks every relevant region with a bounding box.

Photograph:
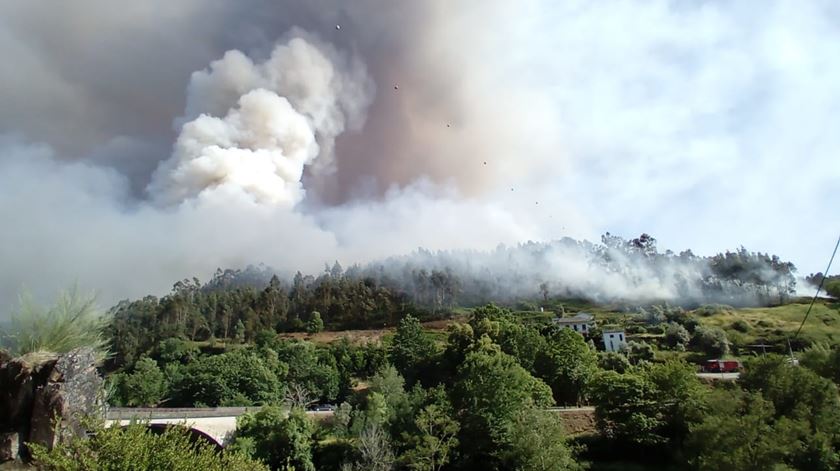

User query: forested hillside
[104,233,800,368]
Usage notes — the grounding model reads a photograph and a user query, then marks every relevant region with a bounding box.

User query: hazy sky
[1,0,838,308]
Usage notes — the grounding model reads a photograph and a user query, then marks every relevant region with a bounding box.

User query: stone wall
[0,348,104,464]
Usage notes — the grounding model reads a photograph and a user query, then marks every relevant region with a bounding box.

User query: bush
[690,326,730,357]
[29,421,267,471]
[694,304,734,317]
[307,312,325,334]
[598,352,631,373]
[825,280,840,298]
[663,323,690,350]
[731,319,750,333]
[625,325,647,334]
[625,341,655,364]
[647,325,665,335]
[2,288,108,358]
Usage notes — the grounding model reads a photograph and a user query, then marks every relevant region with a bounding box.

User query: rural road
[696,372,740,380]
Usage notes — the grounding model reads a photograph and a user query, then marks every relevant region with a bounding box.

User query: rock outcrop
[0,348,105,464]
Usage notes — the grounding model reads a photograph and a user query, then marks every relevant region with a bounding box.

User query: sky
[0,0,838,309]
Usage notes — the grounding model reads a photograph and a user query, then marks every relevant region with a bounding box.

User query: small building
[552,312,595,335]
[603,329,627,352]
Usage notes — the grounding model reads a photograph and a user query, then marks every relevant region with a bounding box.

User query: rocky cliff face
[0,348,105,464]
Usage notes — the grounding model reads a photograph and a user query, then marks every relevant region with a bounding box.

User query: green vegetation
[230,406,315,471]
[1,288,108,358]
[9,255,840,471]
[697,301,840,349]
[29,421,267,470]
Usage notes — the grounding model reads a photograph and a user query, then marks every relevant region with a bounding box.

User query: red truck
[702,359,742,373]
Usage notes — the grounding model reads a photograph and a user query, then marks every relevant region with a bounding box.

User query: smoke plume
[1,0,838,311]
[149,35,373,206]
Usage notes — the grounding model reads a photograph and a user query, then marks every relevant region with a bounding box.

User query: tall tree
[231,406,316,471]
[535,328,598,405]
[451,339,554,469]
[389,315,437,386]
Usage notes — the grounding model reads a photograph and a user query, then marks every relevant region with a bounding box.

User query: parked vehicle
[308,403,336,412]
[701,359,742,373]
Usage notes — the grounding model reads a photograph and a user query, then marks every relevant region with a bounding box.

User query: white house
[552,312,595,335]
[603,329,627,352]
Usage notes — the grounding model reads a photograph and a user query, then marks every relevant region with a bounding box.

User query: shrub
[2,288,108,358]
[825,280,840,298]
[694,304,734,317]
[598,352,631,373]
[664,323,690,350]
[731,319,750,333]
[690,326,731,357]
[647,325,665,335]
[626,325,647,334]
[29,421,267,471]
[625,341,655,364]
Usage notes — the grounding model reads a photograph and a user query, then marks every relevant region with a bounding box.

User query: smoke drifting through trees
[203,233,798,309]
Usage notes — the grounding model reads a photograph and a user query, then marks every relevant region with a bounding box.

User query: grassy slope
[697,299,840,349]
[189,299,839,355]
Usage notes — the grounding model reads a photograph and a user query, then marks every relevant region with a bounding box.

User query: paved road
[696,372,740,380]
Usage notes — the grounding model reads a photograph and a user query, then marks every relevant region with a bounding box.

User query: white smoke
[2,1,840,313]
[149,35,374,206]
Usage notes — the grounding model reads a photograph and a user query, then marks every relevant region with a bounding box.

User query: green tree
[690,326,730,357]
[686,389,792,471]
[154,337,199,364]
[740,355,840,429]
[30,421,267,471]
[598,352,630,373]
[590,361,707,450]
[800,343,840,385]
[276,340,340,402]
[173,349,283,406]
[390,315,437,386]
[535,328,598,405]
[734,356,840,470]
[825,279,840,298]
[307,311,324,334]
[626,340,655,364]
[589,369,661,445]
[231,406,315,471]
[663,322,690,350]
[401,403,460,471]
[368,364,411,427]
[505,408,581,471]
[115,357,168,407]
[451,338,554,469]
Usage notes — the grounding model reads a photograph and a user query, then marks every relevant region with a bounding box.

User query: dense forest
[106,233,800,370]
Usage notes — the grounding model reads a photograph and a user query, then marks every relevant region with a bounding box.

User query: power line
[794,232,840,339]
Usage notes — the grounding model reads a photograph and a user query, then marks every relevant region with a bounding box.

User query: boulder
[0,348,104,463]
